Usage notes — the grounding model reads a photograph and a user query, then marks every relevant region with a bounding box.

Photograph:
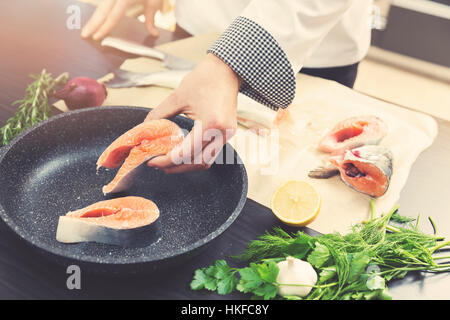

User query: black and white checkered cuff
[207,16,296,110]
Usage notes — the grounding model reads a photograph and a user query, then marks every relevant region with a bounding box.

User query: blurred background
[81,0,450,121]
[358,0,450,122]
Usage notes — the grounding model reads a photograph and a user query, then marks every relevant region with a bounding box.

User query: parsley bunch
[190,203,450,300]
[191,259,279,300]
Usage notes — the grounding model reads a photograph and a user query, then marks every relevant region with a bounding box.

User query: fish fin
[308,166,339,179]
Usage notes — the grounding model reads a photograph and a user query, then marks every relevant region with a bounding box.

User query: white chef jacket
[175,0,373,71]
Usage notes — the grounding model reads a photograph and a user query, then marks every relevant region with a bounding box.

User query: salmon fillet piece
[318,116,388,154]
[329,146,393,198]
[97,119,183,194]
[56,196,160,246]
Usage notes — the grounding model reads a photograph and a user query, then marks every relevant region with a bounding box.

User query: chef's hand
[81,0,163,40]
[145,53,241,173]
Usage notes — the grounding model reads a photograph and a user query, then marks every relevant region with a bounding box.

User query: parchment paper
[54,33,438,234]
[228,76,437,234]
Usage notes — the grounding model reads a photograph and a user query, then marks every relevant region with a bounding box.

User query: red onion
[53,77,107,110]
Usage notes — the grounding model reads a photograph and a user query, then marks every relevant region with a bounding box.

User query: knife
[105,68,188,88]
[101,36,195,70]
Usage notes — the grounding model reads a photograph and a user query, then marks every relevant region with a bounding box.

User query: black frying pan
[0,106,247,274]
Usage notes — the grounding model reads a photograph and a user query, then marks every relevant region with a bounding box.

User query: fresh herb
[231,228,314,262]
[0,69,68,145]
[190,259,278,299]
[390,212,416,224]
[190,202,450,300]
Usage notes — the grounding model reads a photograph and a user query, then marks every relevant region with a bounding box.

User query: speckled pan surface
[0,106,247,270]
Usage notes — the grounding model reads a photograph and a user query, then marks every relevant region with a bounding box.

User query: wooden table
[0,0,448,300]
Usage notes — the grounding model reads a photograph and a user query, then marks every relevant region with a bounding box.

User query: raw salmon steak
[329,145,393,198]
[56,196,160,246]
[97,119,183,194]
[318,116,388,154]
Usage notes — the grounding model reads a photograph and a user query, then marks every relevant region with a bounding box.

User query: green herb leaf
[217,274,238,295]
[366,275,385,291]
[363,289,382,300]
[390,212,416,224]
[307,242,330,268]
[213,260,232,279]
[252,282,278,300]
[287,234,313,258]
[190,269,214,291]
[347,252,371,283]
[238,265,263,292]
[319,265,337,283]
[255,260,279,283]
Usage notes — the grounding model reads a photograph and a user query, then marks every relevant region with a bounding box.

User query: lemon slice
[271,180,321,227]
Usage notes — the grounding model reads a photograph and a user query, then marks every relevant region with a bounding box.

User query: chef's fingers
[81,0,116,38]
[147,120,207,169]
[148,122,228,173]
[145,92,185,121]
[161,135,226,174]
[144,0,160,37]
[92,0,131,40]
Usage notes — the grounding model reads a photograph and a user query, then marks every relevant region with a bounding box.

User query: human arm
[209,0,356,109]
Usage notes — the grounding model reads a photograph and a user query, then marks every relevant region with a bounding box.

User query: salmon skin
[327,145,393,198]
[318,116,388,154]
[56,196,161,246]
[97,119,183,194]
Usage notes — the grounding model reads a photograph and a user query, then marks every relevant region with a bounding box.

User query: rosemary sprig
[0,69,68,146]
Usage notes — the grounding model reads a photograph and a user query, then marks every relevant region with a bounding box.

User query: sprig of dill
[0,69,68,146]
[390,211,416,224]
